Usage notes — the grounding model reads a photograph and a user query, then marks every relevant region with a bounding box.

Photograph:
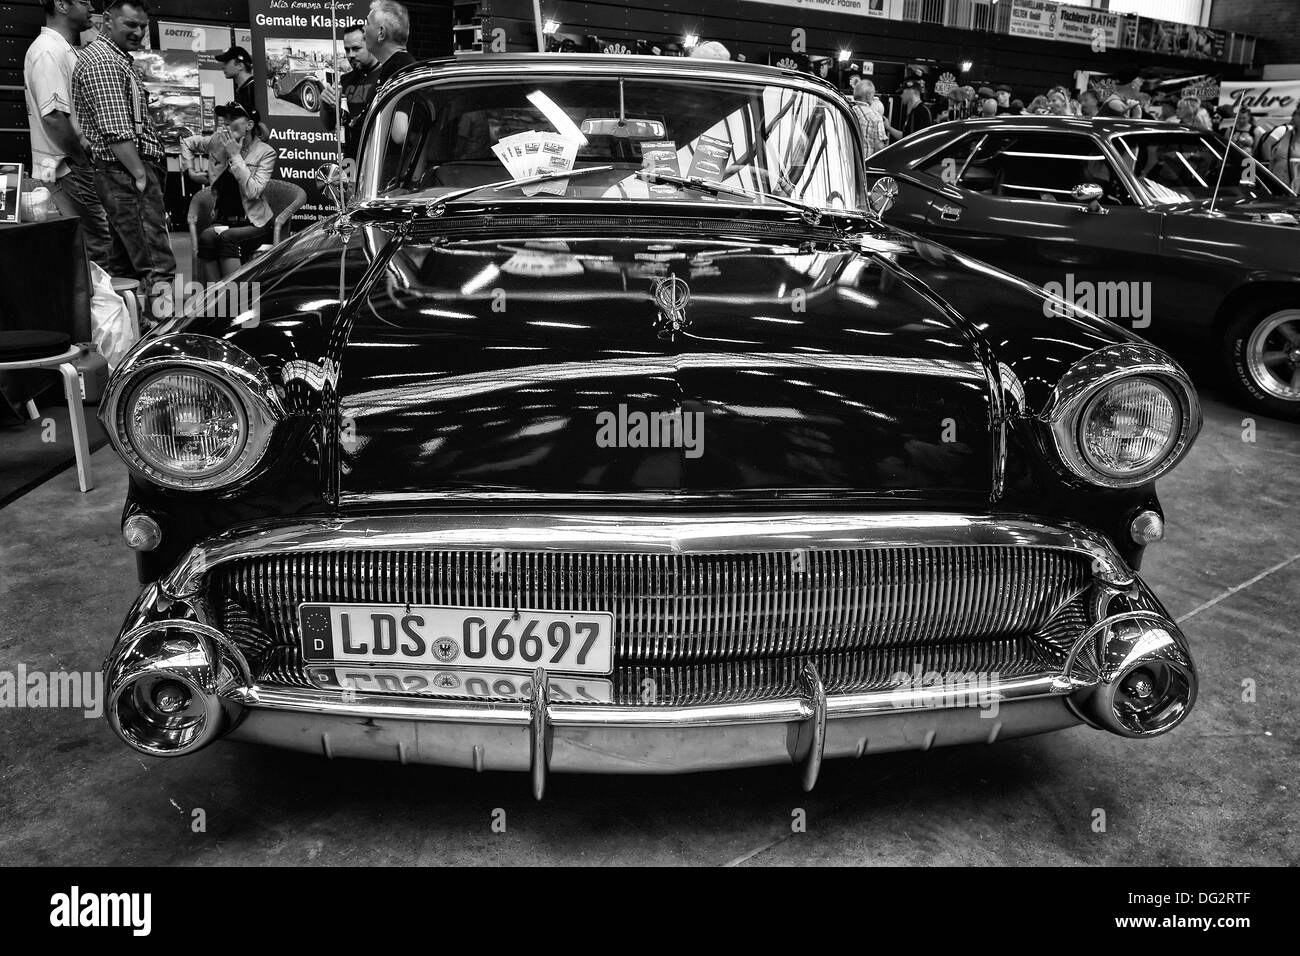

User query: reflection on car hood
[1167,196,1300,226]
[333,231,999,501]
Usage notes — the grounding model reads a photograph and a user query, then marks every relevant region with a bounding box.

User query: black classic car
[865,116,1300,419]
[100,56,1200,796]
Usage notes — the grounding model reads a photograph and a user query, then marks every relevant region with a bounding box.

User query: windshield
[1113,131,1294,204]
[365,74,864,211]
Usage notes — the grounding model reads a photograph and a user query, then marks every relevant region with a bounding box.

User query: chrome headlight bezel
[1039,344,1200,490]
[100,334,285,491]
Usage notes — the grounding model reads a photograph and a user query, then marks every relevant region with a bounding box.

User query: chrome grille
[211,545,1090,665]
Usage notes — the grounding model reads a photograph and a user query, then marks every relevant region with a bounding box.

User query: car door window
[923,132,1133,206]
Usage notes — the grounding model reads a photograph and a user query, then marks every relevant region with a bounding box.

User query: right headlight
[1041,345,1200,489]
[126,370,248,482]
[101,335,285,491]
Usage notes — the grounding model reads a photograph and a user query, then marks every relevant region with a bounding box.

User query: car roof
[927,115,1185,135]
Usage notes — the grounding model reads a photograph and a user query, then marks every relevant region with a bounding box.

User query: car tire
[1221,300,1300,421]
[298,82,320,112]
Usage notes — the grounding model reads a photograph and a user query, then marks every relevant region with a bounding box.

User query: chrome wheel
[1245,309,1300,402]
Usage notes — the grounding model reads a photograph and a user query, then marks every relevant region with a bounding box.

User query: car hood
[331,225,1000,503]
[1166,196,1300,226]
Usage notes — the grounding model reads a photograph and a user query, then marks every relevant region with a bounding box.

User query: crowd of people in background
[836,63,1297,184]
[23,0,416,313]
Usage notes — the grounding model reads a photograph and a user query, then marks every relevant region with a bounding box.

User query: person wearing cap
[71,0,175,313]
[215,45,257,116]
[995,85,1012,114]
[886,82,931,141]
[179,102,278,281]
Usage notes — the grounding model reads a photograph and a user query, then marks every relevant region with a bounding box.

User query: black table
[0,216,91,421]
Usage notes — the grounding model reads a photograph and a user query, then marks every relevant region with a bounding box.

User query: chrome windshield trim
[357,54,864,206]
[162,511,1135,598]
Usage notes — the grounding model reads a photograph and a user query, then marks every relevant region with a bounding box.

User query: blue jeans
[94,160,177,306]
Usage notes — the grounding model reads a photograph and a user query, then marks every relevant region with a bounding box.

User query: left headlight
[1041,344,1200,489]
[101,334,285,491]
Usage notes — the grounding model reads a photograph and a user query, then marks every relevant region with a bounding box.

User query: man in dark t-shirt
[320,24,380,159]
[365,0,416,87]
[888,82,932,142]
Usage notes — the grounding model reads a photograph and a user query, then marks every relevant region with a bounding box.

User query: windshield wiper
[637,169,826,224]
[351,165,616,222]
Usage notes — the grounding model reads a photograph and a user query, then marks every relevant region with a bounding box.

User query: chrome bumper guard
[103,513,1197,797]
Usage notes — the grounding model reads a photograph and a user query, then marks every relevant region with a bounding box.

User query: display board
[1009,1,1120,51]
[1220,80,1300,132]
[248,0,369,227]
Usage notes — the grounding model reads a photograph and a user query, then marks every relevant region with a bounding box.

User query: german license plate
[307,665,614,704]
[299,603,614,675]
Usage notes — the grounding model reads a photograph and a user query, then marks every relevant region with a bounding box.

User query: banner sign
[1054,6,1120,49]
[1008,0,1057,41]
[1219,80,1300,131]
[740,0,903,21]
[1010,1,1119,49]
[248,0,369,227]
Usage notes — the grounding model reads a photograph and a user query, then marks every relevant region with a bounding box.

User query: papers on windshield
[492,131,580,196]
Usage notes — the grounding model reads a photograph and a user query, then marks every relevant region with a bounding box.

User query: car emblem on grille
[651,276,691,338]
[432,637,460,663]
[433,672,460,689]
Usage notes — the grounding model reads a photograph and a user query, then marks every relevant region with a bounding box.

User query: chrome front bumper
[103,512,1197,797]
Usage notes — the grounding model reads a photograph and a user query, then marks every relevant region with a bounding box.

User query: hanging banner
[1219,80,1300,132]
[1008,0,1058,41]
[1054,6,1120,50]
[739,0,903,20]
[249,0,369,227]
[1010,1,1119,49]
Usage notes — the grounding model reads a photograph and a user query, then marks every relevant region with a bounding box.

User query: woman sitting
[180,103,278,282]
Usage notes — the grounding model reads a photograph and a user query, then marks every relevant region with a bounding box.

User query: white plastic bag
[88,260,137,369]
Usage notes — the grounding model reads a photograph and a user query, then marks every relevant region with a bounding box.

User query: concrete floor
[0,389,1296,866]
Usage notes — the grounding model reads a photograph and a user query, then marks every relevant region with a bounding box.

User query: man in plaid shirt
[72,0,174,314]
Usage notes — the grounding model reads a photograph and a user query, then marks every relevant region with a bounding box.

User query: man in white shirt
[24,0,109,267]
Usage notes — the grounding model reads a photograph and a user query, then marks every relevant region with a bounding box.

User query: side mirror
[1071,182,1106,214]
[867,176,899,218]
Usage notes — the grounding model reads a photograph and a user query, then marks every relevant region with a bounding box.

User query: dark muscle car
[865,116,1300,419]
[99,56,1200,797]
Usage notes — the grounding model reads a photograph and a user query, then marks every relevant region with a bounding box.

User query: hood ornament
[651,276,692,339]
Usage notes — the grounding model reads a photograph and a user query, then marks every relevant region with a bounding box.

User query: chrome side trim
[1037,343,1201,489]
[164,511,1136,597]
[98,334,287,491]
